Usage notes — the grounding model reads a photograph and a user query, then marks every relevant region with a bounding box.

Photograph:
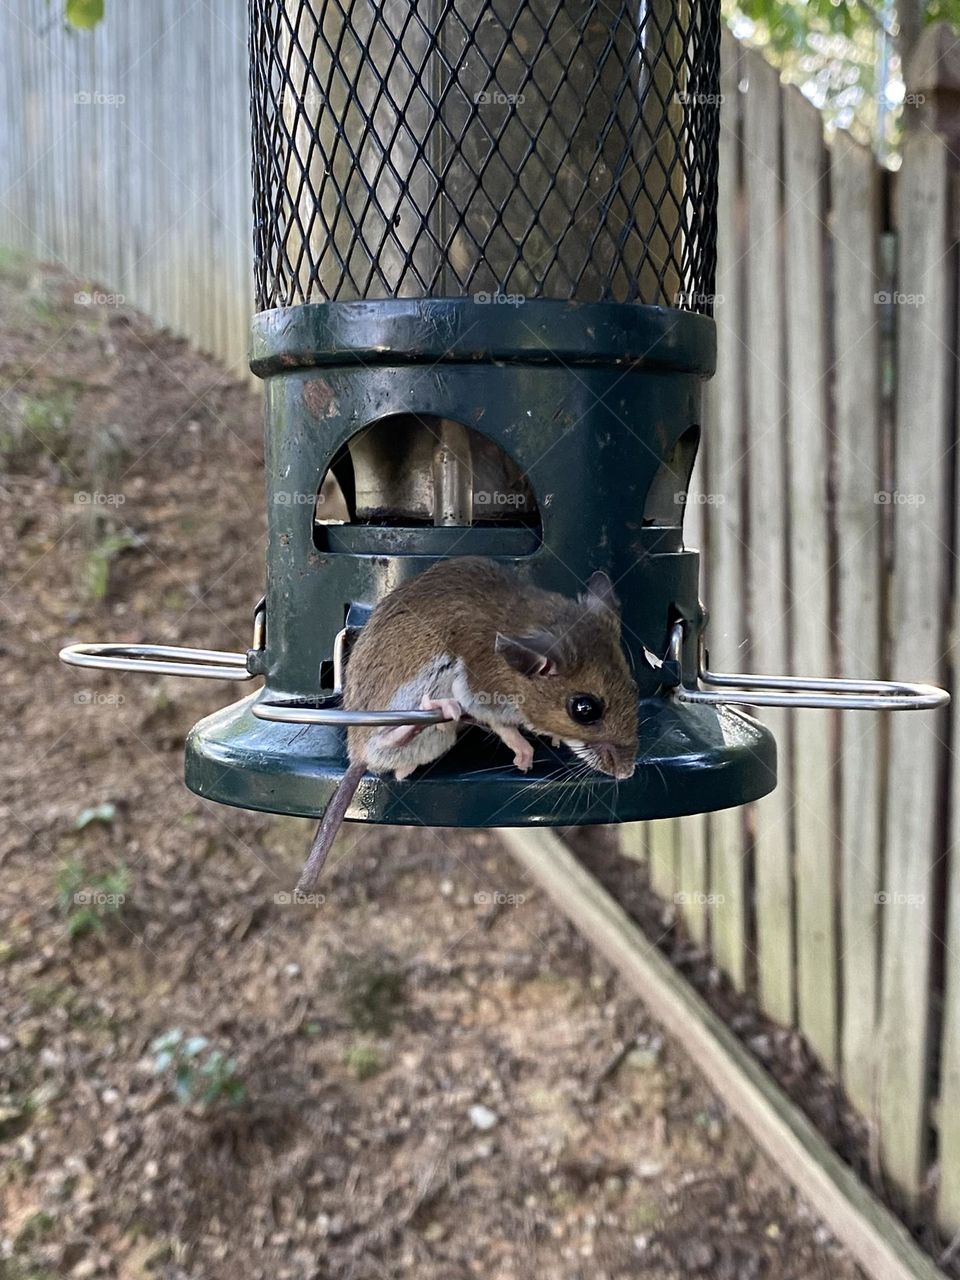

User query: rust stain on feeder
[303,378,338,418]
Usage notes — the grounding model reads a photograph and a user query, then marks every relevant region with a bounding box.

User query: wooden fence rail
[3,4,960,1253]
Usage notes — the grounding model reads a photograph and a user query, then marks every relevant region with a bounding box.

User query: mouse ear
[581,571,621,618]
[496,630,567,678]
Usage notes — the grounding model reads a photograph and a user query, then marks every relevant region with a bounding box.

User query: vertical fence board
[878,132,953,1207]
[831,128,885,1118]
[704,30,749,991]
[742,48,794,1024]
[621,821,648,865]
[782,87,837,1069]
[939,165,960,1236]
[648,819,680,901]
[677,815,709,946]
[941,672,960,1231]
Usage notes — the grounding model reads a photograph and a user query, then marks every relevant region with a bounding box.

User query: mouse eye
[567,693,605,725]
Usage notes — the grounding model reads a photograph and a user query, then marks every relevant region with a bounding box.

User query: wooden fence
[0,0,253,377]
[4,2,960,1254]
[625,31,960,1232]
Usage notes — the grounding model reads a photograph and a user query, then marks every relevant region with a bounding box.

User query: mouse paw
[490,723,535,772]
[420,696,462,722]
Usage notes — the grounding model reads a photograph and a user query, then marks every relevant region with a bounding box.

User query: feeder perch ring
[59,643,253,682]
[251,702,447,728]
[667,623,950,712]
[59,626,449,728]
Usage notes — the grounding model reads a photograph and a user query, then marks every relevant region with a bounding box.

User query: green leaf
[65,0,104,28]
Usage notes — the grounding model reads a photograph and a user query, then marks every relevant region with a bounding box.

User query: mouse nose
[594,744,636,779]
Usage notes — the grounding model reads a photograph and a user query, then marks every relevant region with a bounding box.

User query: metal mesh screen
[249,0,720,313]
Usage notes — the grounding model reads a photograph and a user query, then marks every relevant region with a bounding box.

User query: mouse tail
[296,758,367,894]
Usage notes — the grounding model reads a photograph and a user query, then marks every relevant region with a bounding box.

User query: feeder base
[184,693,776,825]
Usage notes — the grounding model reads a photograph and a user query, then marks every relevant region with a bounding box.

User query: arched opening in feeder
[314,413,542,556]
[642,424,701,530]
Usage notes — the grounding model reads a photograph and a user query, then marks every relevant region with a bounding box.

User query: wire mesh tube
[249,0,720,310]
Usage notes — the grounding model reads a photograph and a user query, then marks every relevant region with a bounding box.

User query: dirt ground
[0,256,867,1280]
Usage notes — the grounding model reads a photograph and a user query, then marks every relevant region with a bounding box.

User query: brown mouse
[296,556,639,891]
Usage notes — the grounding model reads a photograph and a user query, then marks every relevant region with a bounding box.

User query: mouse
[295,556,639,892]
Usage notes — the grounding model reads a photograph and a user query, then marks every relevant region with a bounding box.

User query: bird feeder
[61,0,949,829]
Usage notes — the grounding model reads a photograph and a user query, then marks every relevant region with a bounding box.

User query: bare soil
[0,257,866,1280]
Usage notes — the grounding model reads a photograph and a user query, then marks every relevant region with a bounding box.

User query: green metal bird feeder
[61,0,949,829]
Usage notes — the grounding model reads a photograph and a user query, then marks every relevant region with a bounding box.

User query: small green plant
[149,1029,246,1108]
[83,529,140,602]
[0,245,32,286]
[55,858,129,938]
[0,392,75,472]
[339,955,406,1035]
[15,1210,56,1246]
[345,1040,384,1081]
